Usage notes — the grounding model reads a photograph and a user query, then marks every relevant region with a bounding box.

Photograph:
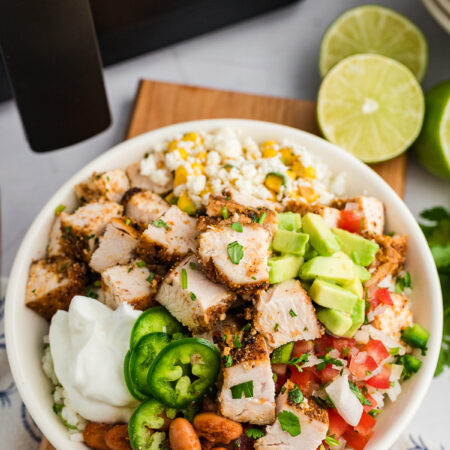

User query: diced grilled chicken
[156,255,236,332]
[206,195,278,236]
[285,200,340,228]
[198,223,270,294]
[365,233,407,289]
[101,260,159,310]
[89,218,139,273]
[225,188,282,211]
[255,380,328,450]
[218,328,276,425]
[60,201,123,262]
[74,169,130,203]
[123,189,170,227]
[373,292,413,341]
[47,216,65,257]
[126,154,173,194]
[138,206,197,264]
[331,196,385,234]
[26,257,88,320]
[254,279,323,350]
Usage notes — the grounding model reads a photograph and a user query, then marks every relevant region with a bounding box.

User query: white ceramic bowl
[5,119,442,450]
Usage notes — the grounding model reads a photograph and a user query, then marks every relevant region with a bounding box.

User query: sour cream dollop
[49,296,141,422]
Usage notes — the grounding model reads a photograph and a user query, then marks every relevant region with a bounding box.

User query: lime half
[319,5,428,81]
[414,80,450,180]
[317,54,424,163]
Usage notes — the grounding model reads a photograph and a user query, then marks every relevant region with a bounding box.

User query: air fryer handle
[0,0,111,152]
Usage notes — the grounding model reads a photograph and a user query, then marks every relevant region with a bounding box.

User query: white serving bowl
[5,119,442,450]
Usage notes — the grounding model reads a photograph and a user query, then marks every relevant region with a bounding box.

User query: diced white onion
[361,325,406,355]
[389,364,403,381]
[386,380,402,402]
[344,202,359,211]
[354,330,370,344]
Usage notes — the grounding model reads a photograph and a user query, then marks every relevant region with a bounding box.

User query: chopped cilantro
[287,354,309,371]
[258,211,267,225]
[233,333,242,348]
[181,268,188,289]
[395,271,412,293]
[316,353,344,371]
[231,221,243,232]
[221,206,229,219]
[349,381,372,406]
[85,285,98,300]
[223,355,233,368]
[288,385,304,404]
[227,241,244,264]
[125,218,131,226]
[246,428,264,439]
[274,323,279,332]
[278,410,301,437]
[231,381,254,399]
[289,309,297,317]
[147,272,155,284]
[242,323,251,332]
[312,395,335,409]
[93,280,101,288]
[368,409,381,418]
[152,218,170,230]
[54,204,66,215]
[189,262,197,270]
[136,261,146,267]
[190,292,197,301]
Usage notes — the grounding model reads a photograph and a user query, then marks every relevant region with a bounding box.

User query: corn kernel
[287,170,296,180]
[280,147,294,165]
[303,166,316,179]
[182,132,203,145]
[174,166,188,187]
[196,151,208,162]
[298,186,319,203]
[264,174,284,194]
[165,192,178,205]
[291,159,316,179]
[177,192,196,215]
[262,147,278,158]
[191,162,205,175]
[262,140,278,148]
[177,148,188,160]
[168,139,179,152]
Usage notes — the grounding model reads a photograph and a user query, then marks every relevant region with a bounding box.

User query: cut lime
[317,54,425,163]
[319,5,428,81]
[414,80,450,180]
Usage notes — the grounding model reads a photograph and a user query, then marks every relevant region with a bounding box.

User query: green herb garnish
[152,218,170,230]
[54,204,66,215]
[231,381,254,399]
[227,241,244,264]
[289,309,297,317]
[231,222,243,232]
[246,428,264,439]
[181,268,188,289]
[277,410,301,437]
[288,385,304,404]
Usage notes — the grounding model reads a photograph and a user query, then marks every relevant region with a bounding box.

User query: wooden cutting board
[39,79,406,450]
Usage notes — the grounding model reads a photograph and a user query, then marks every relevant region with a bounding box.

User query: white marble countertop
[0,0,449,446]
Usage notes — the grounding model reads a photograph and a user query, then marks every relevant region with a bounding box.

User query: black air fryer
[0,0,299,152]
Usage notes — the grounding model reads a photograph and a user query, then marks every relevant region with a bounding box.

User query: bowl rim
[5,118,443,449]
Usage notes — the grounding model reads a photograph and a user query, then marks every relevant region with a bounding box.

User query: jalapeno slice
[147,337,220,408]
[124,350,148,402]
[130,306,184,349]
[128,397,176,450]
[130,332,172,396]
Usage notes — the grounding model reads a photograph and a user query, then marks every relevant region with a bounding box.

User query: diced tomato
[366,365,391,389]
[338,210,361,234]
[375,288,393,306]
[272,364,287,393]
[317,364,340,383]
[349,351,378,379]
[292,340,314,358]
[331,337,357,357]
[317,443,330,450]
[314,334,334,355]
[355,411,376,436]
[289,366,319,396]
[327,408,348,438]
[362,392,377,413]
[343,428,372,450]
[362,340,390,365]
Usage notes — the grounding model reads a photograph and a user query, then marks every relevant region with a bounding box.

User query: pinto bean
[169,417,202,450]
[83,422,112,450]
[104,424,131,449]
[193,413,242,444]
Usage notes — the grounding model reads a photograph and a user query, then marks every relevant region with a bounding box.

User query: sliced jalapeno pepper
[128,397,176,450]
[130,332,172,396]
[130,306,184,349]
[147,337,220,408]
[124,350,147,402]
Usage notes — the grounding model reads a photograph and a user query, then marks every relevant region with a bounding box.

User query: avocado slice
[332,228,379,266]
[341,277,364,298]
[277,212,302,231]
[343,298,366,337]
[272,230,309,256]
[331,251,371,283]
[303,243,319,261]
[317,308,352,336]
[299,256,355,283]
[271,342,294,364]
[309,279,357,314]
[269,255,304,284]
[302,213,341,256]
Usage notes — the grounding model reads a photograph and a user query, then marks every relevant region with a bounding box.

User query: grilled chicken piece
[198,223,270,294]
[365,233,407,289]
[89,218,139,273]
[101,260,159,310]
[285,200,340,229]
[255,380,328,449]
[74,169,130,204]
[126,153,173,194]
[47,216,65,257]
[26,257,88,320]
[218,327,276,425]
[373,292,413,341]
[123,189,170,227]
[138,206,197,264]
[206,195,278,236]
[60,201,123,262]
[225,188,282,212]
[331,196,385,234]
[254,279,323,350]
[156,255,236,332]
